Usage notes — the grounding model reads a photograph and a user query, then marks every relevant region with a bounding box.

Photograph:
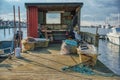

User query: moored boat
[107,27,120,45]
[77,42,98,66]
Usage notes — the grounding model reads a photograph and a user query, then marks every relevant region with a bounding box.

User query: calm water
[81,27,111,35]
[0,28,27,41]
[0,28,120,75]
[81,28,120,75]
[98,40,120,75]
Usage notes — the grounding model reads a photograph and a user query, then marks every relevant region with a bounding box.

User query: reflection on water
[98,40,120,75]
[0,28,27,41]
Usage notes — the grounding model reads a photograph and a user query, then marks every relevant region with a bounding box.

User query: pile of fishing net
[62,64,94,75]
[62,64,114,76]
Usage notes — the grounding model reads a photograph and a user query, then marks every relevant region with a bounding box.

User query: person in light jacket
[74,27,81,40]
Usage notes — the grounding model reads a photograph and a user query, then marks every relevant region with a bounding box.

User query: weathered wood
[80,32,99,46]
[95,33,99,47]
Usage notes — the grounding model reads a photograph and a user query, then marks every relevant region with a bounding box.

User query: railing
[41,24,68,30]
[0,47,12,54]
[80,32,99,47]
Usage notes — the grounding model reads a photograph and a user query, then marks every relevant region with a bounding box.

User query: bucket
[15,47,21,58]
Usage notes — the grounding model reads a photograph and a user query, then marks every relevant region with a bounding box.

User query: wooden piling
[4,27,6,36]
[95,33,99,47]
[18,6,22,48]
[95,27,99,47]
[8,26,10,34]
[13,5,16,50]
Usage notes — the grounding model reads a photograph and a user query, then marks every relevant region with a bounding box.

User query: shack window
[46,13,61,24]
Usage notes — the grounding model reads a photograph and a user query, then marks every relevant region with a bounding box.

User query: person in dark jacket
[15,30,23,47]
[68,30,75,39]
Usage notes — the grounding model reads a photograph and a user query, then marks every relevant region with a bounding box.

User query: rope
[62,64,114,76]
[62,64,94,75]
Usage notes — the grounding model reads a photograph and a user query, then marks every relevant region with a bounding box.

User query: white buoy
[15,47,21,58]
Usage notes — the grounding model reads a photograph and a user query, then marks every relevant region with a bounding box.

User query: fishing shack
[25,2,83,42]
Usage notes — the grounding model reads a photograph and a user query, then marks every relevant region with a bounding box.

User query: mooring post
[9,26,10,34]
[13,5,17,55]
[95,27,99,47]
[4,27,6,36]
[18,6,22,48]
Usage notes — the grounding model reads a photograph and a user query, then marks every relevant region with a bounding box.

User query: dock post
[95,33,99,47]
[9,26,10,34]
[95,27,99,47]
[18,6,22,48]
[4,27,6,36]
[13,5,17,55]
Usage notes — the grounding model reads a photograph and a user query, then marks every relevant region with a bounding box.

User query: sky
[0,0,120,26]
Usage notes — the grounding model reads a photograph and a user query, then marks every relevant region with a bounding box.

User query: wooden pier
[80,32,99,47]
[0,43,120,80]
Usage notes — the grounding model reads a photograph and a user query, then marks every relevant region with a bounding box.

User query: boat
[77,42,98,66]
[107,27,120,45]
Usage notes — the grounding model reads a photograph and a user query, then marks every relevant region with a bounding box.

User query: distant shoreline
[0,26,26,29]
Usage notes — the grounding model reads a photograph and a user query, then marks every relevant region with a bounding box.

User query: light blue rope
[62,64,114,76]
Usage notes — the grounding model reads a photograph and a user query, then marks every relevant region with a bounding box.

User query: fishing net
[62,64,94,75]
[62,64,114,76]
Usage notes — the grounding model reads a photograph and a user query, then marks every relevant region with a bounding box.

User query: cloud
[109,13,120,26]
[0,13,13,20]
[5,0,20,2]
[0,0,4,10]
[0,0,119,26]
[81,0,119,25]
[47,13,60,18]
[81,20,104,26]
[96,0,120,9]
[46,12,61,24]
[110,13,120,17]
[83,15,93,18]
[0,12,26,21]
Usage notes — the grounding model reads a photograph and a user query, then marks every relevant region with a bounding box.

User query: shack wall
[27,6,38,38]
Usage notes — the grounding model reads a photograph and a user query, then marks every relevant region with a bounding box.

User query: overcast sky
[0,0,120,26]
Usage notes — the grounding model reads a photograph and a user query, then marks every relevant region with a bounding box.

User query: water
[0,28,27,41]
[81,27,111,35]
[0,27,120,75]
[81,28,120,75]
[98,40,120,75]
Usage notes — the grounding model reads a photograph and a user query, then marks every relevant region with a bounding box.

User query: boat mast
[105,17,108,28]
